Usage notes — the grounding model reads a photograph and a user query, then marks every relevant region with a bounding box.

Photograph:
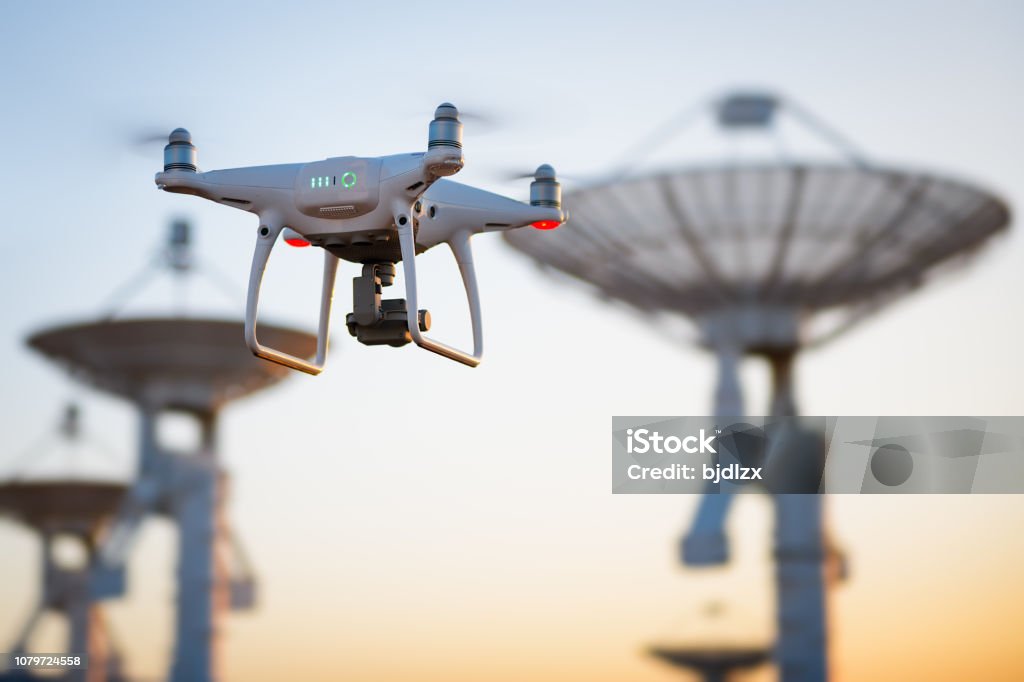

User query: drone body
[154,104,566,373]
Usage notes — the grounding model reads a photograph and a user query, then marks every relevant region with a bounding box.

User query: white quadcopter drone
[154,103,567,373]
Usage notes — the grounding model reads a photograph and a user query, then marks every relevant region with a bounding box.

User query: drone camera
[164,128,197,173]
[346,263,430,347]
[424,103,464,179]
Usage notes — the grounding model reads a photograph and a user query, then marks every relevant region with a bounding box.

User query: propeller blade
[497,169,538,181]
[489,167,587,183]
[454,108,500,127]
[121,124,208,152]
[402,101,504,132]
[131,129,172,146]
[116,125,185,158]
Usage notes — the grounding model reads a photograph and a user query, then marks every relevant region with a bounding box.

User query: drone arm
[394,202,483,367]
[245,223,339,375]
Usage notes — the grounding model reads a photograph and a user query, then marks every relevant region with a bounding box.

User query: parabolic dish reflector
[28,318,316,411]
[0,481,125,530]
[648,646,771,672]
[505,164,1009,345]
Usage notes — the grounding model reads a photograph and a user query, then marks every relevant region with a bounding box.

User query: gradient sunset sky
[1,2,1022,680]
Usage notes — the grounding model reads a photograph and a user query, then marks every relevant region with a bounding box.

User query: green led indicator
[312,174,350,189]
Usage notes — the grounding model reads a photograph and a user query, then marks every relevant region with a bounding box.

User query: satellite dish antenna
[0,404,130,682]
[504,90,1011,681]
[25,220,316,682]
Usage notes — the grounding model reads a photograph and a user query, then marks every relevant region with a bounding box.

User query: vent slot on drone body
[319,205,358,218]
[405,181,424,191]
[221,197,251,206]
[485,222,511,228]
